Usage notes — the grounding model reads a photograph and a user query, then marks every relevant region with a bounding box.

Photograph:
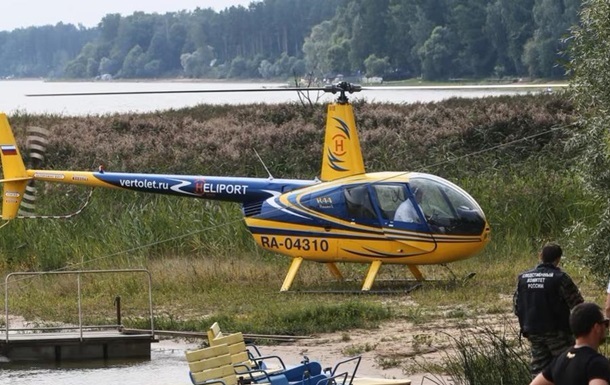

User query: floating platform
[0,329,157,362]
[3,269,157,364]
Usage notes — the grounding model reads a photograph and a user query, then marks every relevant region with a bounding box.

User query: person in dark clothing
[529,302,610,385]
[514,242,584,376]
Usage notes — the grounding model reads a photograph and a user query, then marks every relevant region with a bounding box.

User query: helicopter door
[369,183,437,254]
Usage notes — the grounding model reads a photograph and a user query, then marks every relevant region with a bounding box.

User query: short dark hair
[541,243,562,263]
[570,302,604,337]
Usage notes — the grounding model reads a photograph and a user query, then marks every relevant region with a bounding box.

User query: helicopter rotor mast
[324,82,362,104]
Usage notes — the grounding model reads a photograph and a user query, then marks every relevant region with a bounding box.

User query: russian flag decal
[1,145,17,155]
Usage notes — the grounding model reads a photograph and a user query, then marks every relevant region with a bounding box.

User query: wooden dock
[3,269,158,363]
[0,329,158,362]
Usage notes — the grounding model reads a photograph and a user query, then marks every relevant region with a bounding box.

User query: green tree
[146,31,170,73]
[120,45,145,78]
[386,0,416,77]
[523,0,579,78]
[0,0,581,81]
[406,3,439,77]
[349,0,390,72]
[566,0,610,281]
[180,45,215,78]
[63,55,88,78]
[449,0,494,77]
[258,59,275,79]
[86,57,99,77]
[418,26,457,80]
[98,57,120,75]
[327,42,351,75]
[485,1,512,76]
[363,54,390,77]
[99,14,121,42]
[228,56,248,78]
[303,21,334,76]
[492,0,536,76]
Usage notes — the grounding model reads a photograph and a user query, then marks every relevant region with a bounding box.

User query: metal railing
[4,269,154,343]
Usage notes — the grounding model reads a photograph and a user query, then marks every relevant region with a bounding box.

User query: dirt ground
[6,304,519,385]
[158,307,518,385]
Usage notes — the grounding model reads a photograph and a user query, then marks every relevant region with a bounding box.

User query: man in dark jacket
[514,242,584,376]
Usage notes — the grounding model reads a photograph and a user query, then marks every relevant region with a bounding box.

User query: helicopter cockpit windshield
[403,176,486,235]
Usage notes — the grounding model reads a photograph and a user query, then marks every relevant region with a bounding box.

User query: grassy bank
[0,92,602,341]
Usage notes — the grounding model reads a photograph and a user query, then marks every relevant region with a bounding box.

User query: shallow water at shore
[0,341,197,385]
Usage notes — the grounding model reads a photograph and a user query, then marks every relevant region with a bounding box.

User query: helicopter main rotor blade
[26,87,327,97]
[25,82,364,97]
[25,82,563,97]
[361,83,568,91]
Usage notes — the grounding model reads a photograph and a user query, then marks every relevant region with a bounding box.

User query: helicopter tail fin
[320,102,365,181]
[0,113,29,220]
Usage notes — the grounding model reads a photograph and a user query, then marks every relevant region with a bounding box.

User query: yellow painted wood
[212,332,244,346]
[188,353,232,372]
[186,344,231,363]
[231,352,251,366]
[227,342,247,355]
[207,321,222,343]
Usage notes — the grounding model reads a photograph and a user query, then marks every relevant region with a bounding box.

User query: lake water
[0,341,198,385]
[0,79,537,116]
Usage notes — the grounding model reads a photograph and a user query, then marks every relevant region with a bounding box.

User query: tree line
[0,0,580,81]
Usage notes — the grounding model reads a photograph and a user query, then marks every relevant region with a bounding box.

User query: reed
[1,93,598,339]
[433,325,530,385]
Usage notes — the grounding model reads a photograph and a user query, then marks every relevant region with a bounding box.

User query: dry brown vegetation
[7,94,574,180]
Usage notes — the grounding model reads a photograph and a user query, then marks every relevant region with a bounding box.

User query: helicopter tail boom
[0,113,30,220]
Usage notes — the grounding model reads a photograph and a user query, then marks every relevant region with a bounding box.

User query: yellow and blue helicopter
[0,82,491,291]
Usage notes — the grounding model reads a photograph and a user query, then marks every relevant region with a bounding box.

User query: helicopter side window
[344,185,377,220]
[302,189,344,219]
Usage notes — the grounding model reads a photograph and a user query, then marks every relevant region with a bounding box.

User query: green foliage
[419,26,457,80]
[0,0,583,80]
[131,301,392,336]
[566,0,610,282]
[363,55,390,77]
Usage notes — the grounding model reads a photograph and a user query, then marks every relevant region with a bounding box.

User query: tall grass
[147,300,393,336]
[438,326,530,385]
[1,93,598,334]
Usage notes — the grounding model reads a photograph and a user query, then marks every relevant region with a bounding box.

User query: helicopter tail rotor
[17,126,49,217]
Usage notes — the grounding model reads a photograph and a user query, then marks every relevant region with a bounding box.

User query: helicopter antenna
[253,148,274,179]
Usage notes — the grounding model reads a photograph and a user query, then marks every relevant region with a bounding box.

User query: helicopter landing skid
[289,283,423,295]
[285,273,476,295]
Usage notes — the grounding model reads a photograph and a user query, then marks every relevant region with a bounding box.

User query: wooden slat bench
[186,344,239,385]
